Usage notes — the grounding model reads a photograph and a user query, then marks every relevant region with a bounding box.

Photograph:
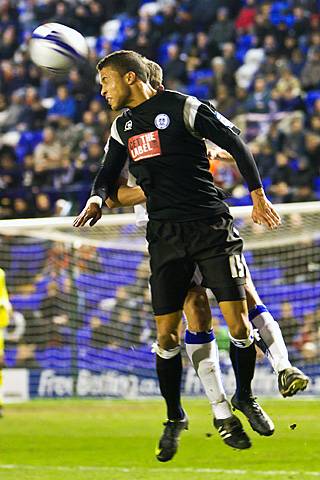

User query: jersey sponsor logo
[154,113,170,129]
[124,120,132,131]
[128,130,162,161]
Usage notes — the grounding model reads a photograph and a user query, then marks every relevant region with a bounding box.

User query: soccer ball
[29,23,89,75]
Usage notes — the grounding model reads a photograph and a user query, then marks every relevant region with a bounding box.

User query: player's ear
[125,71,137,85]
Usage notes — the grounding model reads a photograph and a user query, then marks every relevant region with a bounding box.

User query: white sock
[249,305,292,373]
[185,329,232,419]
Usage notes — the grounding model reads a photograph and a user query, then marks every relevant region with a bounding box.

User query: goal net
[0,202,319,399]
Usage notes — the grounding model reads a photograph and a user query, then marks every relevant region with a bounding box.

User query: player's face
[99,66,130,111]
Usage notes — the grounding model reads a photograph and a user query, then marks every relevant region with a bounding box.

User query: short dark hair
[97,50,148,82]
[146,60,163,89]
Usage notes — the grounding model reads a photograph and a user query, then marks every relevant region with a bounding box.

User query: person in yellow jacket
[0,268,12,417]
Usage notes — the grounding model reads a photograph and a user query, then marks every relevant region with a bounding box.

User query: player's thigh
[183,285,212,332]
[147,221,195,316]
[190,213,246,302]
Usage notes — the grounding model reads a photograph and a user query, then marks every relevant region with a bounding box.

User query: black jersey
[92,90,262,222]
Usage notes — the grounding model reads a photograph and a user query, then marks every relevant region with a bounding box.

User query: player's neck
[126,82,157,109]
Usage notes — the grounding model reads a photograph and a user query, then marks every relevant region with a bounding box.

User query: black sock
[156,353,184,420]
[229,342,256,400]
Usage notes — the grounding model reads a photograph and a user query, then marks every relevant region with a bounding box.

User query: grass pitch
[0,398,319,480]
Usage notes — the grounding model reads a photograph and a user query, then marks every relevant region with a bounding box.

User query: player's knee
[229,324,254,348]
[229,323,251,341]
[152,341,181,359]
[157,331,180,350]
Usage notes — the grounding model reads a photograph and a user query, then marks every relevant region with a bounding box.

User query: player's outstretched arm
[107,185,146,207]
[73,133,128,227]
[193,102,281,229]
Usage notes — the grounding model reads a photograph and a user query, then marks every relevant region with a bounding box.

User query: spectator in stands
[290,185,318,203]
[293,311,320,364]
[275,65,302,99]
[0,89,28,132]
[88,314,110,349]
[278,302,300,353]
[280,116,306,160]
[305,132,320,176]
[163,44,187,90]
[309,114,320,135]
[269,152,293,187]
[33,127,63,185]
[288,48,305,78]
[292,157,314,189]
[208,7,235,47]
[48,85,76,124]
[221,42,240,77]
[124,17,159,59]
[0,25,18,60]
[268,181,292,204]
[0,197,12,219]
[12,197,34,219]
[190,31,218,70]
[301,47,320,91]
[21,154,34,189]
[235,0,257,34]
[214,85,237,119]
[209,57,235,98]
[244,76,274,113]
[0,149,20,190]
[291,6,309,39]
[33,192,53,217]
[22,86,47,131]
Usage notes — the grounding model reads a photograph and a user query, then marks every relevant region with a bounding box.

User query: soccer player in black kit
[105,58,309,442]
[74,50,283,460]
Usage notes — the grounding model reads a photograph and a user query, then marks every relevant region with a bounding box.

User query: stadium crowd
[0,0,320,218]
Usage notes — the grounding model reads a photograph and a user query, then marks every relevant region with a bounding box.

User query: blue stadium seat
[305,90,320,112]
[10,293,44,311]
[35,347,72,370]
[4,347,17,367]
[15,131,42,163]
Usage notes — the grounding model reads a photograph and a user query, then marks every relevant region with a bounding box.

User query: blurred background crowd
[0,0,320,219]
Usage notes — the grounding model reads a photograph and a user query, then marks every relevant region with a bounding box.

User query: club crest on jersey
[154,113,170,130]
[124,120,133,131]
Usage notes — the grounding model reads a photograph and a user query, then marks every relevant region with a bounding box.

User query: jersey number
[229,255,245,278]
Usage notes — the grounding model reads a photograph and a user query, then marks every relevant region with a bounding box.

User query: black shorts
[146,213,246,315]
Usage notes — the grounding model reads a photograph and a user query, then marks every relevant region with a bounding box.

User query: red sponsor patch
[128,130,161,161]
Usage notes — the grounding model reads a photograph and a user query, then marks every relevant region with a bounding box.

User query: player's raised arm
[189,100,281,229]
[106,185,146,208]
[73,133,128,227]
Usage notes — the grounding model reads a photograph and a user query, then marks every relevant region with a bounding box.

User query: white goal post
[0,202,319,399]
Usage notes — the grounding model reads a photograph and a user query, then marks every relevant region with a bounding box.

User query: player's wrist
[86,195,103,208]
[250,187,266,201]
